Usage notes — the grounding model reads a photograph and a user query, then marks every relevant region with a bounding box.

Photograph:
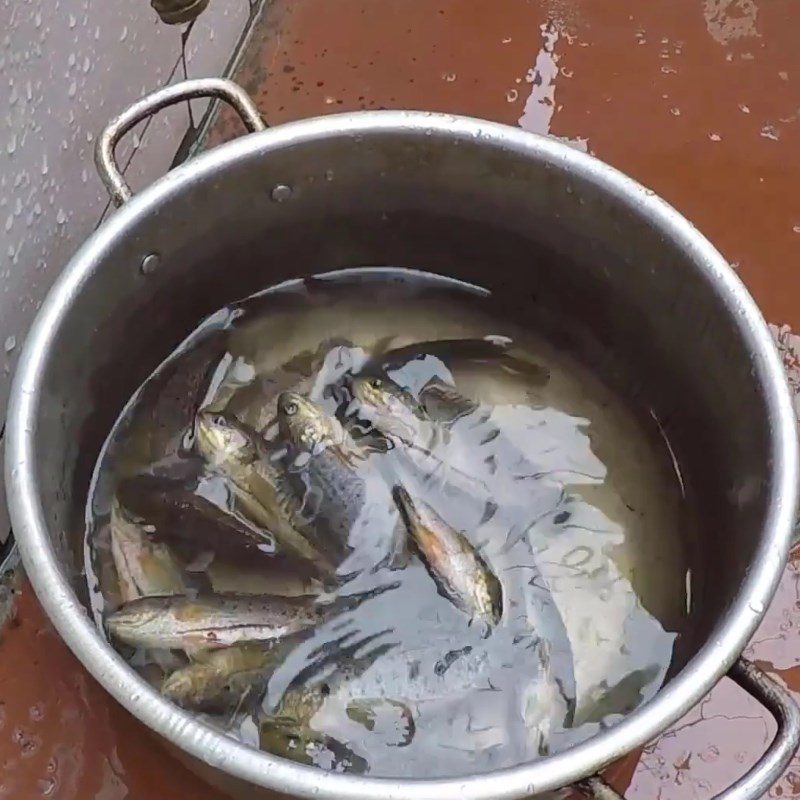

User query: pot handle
[576,657,800,800]
[95,77,266,207]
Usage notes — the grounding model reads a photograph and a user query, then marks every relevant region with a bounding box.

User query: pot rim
[6,111,798,800]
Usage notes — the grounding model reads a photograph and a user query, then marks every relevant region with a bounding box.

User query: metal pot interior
[23,117,784,777]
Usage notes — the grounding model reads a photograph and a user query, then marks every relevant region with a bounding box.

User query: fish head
[392,485,419,528]
[277,392,342,453]
[350,374,392,410]
[351,375,421,417]
[392,485,445,559]
[350,375,428,444]
[478,566,504,627]
[196,410,258,468]
[106,596,171,641]
[161,665,207,707]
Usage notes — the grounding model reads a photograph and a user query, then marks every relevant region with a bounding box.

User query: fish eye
[211,414,227,428]
[284,400,299,416]
[369,378,382,389]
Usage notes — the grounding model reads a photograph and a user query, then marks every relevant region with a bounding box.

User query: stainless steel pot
[5,78,800,800]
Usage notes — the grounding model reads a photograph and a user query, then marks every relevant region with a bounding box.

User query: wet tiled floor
[3,0,800,797]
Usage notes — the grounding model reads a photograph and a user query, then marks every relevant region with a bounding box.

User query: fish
[277,392,355,456]
[161,644,279,713]
[348,374,490,501]
[270,630,397,721]
[107,584,397,651]
[205,559,324,599]
[349,375,436,448]
[362,337,550,385]
[109,500,186,603]
[115,474,325,583]
[106,592,327,651]
[362,338,508,373]
[220,336,353,434]
[116,333,226,475]
[261,630,414,758]
[392,486,503,628]
[195,410,329,568]
[276,392,367,560]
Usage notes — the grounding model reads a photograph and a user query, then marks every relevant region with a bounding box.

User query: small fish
[364,337,550,385]
[109,500,186,603]
[271,630,397,722]
[107,584,396,651]
[195,410,328,568]
[277,392,354,456]
[263,630,414,752]
[363,338,510,373]
[392,486,503,627]
[276,392,366,559]
[106,592,326,651]
[349,375,436,447]
[117,334,225,474]
[161,644,279,713]
[116,474,324,583]
[348,373,488,497]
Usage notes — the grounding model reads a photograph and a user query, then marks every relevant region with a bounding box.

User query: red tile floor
[3,0,800,796]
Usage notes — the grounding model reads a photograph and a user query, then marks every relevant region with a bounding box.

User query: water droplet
[82,56,91,73]
[793,225,800,234]
[4,335,16,353]
[29,703,44,722]
[68,80,76,98]
[56,208,66,225]
[38,778,56,797]
[68,14,76,28]
[670,107,681,116]
[709,133,722,141]
[739,103,750,114]
[119,26,128,42]
[140,253,160,275]
[12,727,40,757]
[442,72,457,82]
[4,216,12,232]
[270,184,292,203]
[67,52,75,67]
[41,154,48,175]
[6,134,16,154]
[506,88,519,103]
[34,12,41,27]
[325,169,334,181]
